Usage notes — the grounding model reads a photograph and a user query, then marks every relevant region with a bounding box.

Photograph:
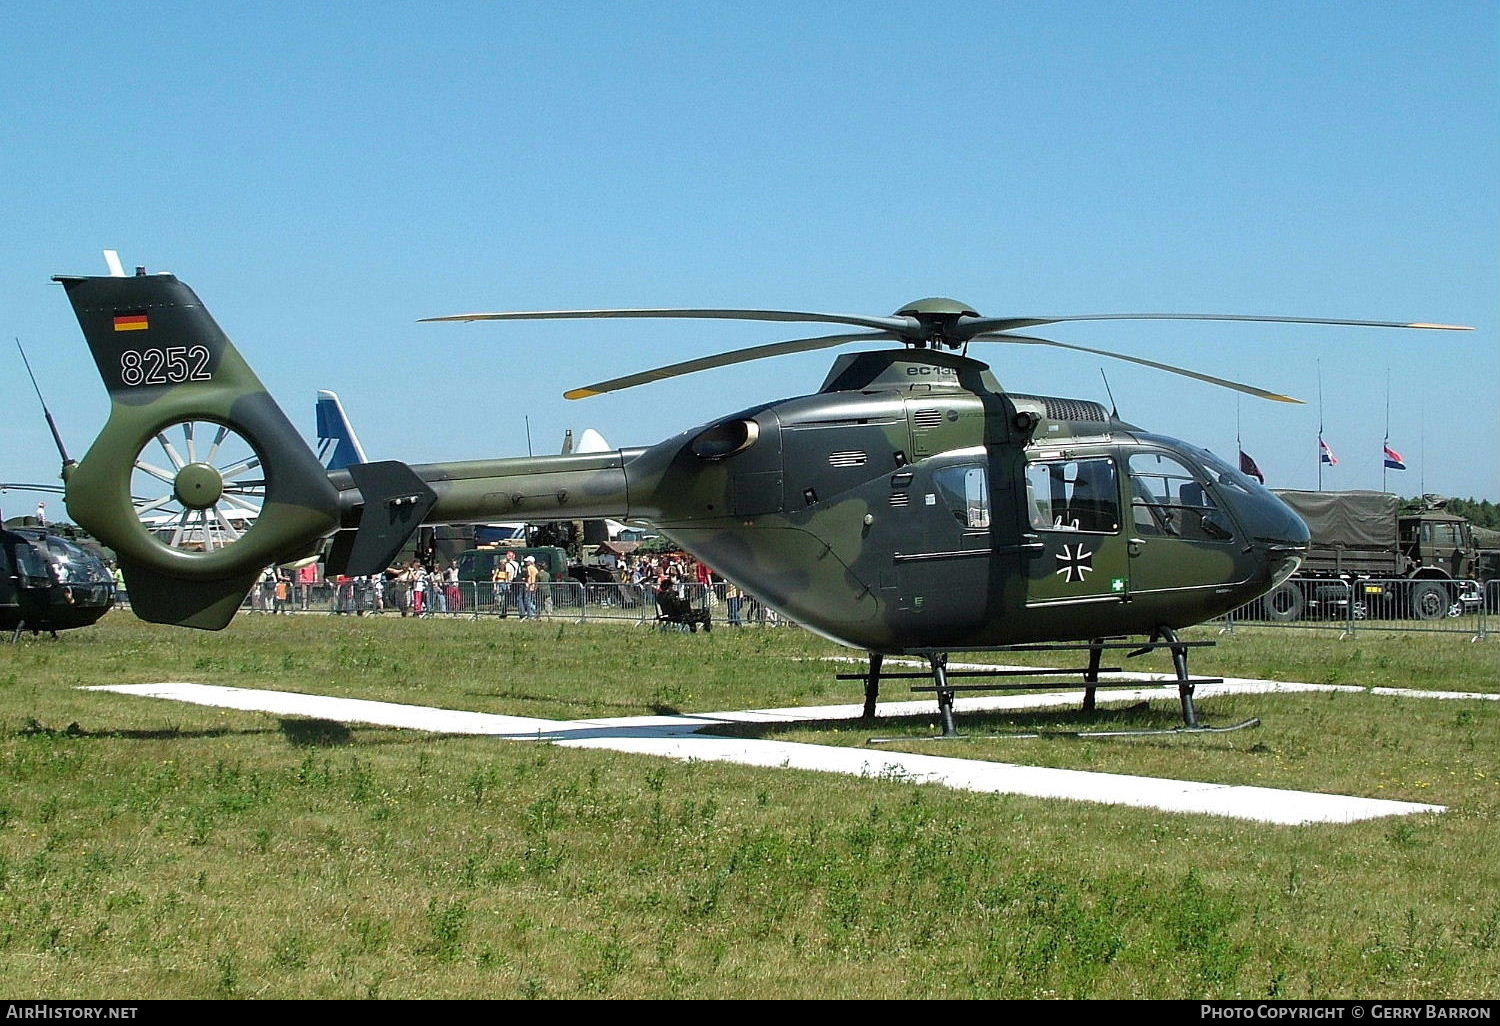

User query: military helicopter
[3,343,118,640]
[1,511,117,640]
[52,261,1468,733]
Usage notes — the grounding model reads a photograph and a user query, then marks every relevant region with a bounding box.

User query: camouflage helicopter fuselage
[397,349,1308,654]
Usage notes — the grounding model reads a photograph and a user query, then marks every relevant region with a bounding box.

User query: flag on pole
[1383,443,1406,471]
[1319,437,1339,465]
[1238,449,1265,484]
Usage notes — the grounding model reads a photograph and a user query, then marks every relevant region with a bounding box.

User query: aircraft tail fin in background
[575,428,611,454]
[316,390,370,470]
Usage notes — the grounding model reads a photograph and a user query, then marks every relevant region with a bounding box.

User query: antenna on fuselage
[1098,368,1119,419]
[16,338,75,481]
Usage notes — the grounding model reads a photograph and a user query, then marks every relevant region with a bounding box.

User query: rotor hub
[893,297,981,349]
[173,462,225,511]
[892,297,980,319]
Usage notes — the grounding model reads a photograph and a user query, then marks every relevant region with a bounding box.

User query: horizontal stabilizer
[326,461,437,576]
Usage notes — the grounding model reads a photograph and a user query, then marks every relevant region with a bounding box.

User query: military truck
[1474,526,1500,611]
[1265,491,1489,621]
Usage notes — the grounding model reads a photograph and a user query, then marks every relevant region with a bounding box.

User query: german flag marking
[113,313,150,332]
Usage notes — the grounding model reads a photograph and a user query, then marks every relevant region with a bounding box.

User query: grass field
[2,612,1496,999]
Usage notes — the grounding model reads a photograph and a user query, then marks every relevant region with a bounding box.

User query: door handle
[1128,537,1144,557]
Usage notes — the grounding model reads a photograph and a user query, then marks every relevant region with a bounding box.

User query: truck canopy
[1273,490,1399,550]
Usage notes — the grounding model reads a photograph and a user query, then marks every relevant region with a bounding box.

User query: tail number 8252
[119,346,213,387]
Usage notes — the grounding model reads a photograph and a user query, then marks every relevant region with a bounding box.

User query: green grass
[0,613,1495,998]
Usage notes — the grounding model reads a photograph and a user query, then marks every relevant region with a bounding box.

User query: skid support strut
[1083,637,1103,713]
[1161,626,1201,728]
[860,652,884,720]
[931,654,957,738]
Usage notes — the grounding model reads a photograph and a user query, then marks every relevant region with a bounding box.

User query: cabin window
[9,539,52,583]
[1127,451,1233,542]
[933,465,990,529]
[1421,522,1461,548]
[1025,457,1120,533]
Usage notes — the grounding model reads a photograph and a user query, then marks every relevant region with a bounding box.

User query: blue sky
[3,1,1495,517]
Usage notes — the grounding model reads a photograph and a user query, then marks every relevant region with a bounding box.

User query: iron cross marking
[1054,543,1095,584]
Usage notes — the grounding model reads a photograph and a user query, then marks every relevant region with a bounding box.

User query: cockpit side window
[1025,457,1120,534]
[933,465,990,529]
[8,538,53,583]
[1127,451,1234,542]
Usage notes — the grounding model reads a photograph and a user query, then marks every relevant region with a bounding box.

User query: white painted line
[558,733,1443,825]
[85,682,1447,825]
[86,683,563,737]
[1367,687,1500,701]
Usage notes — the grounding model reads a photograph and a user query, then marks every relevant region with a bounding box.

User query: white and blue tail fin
[570,429,619,542]
[575,428,611,455]
[315,390,369,471]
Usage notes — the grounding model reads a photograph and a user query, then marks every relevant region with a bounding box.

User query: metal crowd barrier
[451,580,791,628]
[1220,575,1488,639]
[232,572,800,630]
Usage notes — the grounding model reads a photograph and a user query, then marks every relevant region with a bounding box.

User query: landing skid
[933,717,1262,742]
[851,628,1256,743]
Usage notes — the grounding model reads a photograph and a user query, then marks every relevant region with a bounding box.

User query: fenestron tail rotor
[422,298,1471,402]
[130,420,266,553]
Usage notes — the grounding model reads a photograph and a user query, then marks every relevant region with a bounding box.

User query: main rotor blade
[956,313,1473,340]
[422,307,917,335]
[972,332,1304,404]
[565,331,900,400]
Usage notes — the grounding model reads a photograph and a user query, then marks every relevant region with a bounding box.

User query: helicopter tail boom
[56,271,342,629]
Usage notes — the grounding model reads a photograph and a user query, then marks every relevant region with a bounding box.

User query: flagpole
[1317,361,1323,491]
[1383,370,1390,493]
[1236,395,1242,461]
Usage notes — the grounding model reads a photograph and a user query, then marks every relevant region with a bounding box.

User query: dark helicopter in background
[3,340,118,640]
[51,260,1468,731]
[1,505,117,639]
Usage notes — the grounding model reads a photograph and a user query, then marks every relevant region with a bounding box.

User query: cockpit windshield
[1194,448,1275,498]
[42,537,112,584]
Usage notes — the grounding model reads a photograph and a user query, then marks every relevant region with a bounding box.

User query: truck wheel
[1409,581,1447,621]
[1265,582,1304,622]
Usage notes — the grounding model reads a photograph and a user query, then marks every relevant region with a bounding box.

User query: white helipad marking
[84,682,1448,825]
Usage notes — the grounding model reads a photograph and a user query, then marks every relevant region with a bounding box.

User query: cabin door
[1021,455,1130,607]
[892,456,994,629]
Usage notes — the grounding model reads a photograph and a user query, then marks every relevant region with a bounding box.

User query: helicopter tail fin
[55,269,342,629]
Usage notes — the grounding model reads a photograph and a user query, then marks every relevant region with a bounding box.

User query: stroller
[654,583,712,633]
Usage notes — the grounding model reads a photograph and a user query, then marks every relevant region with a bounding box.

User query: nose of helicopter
[1229,486,1311,587]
